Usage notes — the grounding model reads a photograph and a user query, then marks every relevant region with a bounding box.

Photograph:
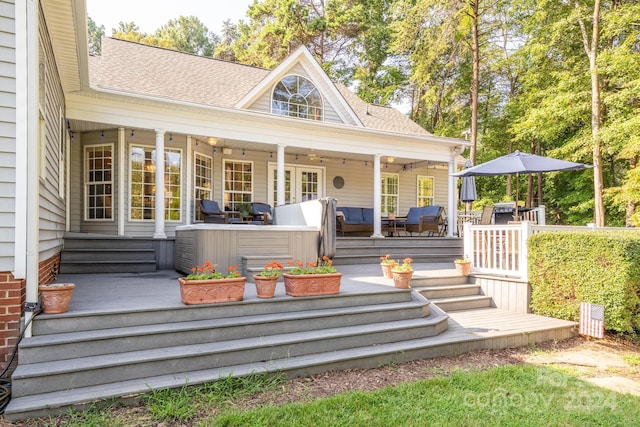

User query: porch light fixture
[342,159,346,166]
[295,154,299,162]
[242,149,246,157]
[130,129,135,138]
[365,161,368,167]
[270,152,273,158]
[100,130,104,140]
[207,137,217,146]
[169,133,173,142]
[387,156,394,163]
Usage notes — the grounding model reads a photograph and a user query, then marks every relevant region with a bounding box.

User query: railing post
[537,205,546,225]
[463,222,473,261]
[520,221,532,281]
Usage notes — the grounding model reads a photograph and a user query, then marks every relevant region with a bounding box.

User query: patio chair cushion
[405,206,440,225]
[201,200,222,214]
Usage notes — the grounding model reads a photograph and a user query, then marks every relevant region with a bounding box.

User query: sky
[86,0,255,35]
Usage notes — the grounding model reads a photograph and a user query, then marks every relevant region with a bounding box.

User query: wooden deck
[4,263,576,421]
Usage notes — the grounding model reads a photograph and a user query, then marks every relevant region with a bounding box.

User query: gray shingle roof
[90,38,430,135]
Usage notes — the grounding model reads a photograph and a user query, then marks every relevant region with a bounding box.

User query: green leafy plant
[257,261,284,278]
[287,256,337,275]
[380,254,396,265]
[185,262,240,280]
[392,257,413,272]
[455,255,471,263]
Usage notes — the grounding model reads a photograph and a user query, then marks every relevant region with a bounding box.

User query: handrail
[463,222,636,280]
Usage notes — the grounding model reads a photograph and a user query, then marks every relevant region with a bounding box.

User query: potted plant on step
[253,261,283,298]
[39,283,75,314]
[379,254,397,278]
[454,256,472,276]
[391,258,413,289]
[178,262,246,304]
[283,256,342,296]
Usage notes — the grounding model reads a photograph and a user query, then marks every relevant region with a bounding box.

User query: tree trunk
[470,0,480,164]
[626,156,637,227]
[577,0,605,226]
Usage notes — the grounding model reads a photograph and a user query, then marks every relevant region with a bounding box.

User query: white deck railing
[462,221,632,281]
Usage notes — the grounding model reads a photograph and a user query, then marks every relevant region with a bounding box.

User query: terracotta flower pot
[380,262,397,279]
[391,270,413,289]
[178,277,246,304]
[282,273,342,297]
[39,283,75,314]
[253,275,278,298]
[455,261,472,276]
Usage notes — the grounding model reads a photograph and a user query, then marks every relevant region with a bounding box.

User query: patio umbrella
[451,151,592,218]
[459,159,477,213]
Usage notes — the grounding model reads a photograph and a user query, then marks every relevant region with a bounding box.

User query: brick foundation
[0,253,60,372]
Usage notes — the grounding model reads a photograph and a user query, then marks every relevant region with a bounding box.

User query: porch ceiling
[68,119,453,169]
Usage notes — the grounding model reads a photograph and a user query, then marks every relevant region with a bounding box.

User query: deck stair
[6,288,448,420]
[334,237,463,265]
[412,274,493,312]
[59,234,156,274]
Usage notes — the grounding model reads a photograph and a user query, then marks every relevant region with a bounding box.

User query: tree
[155,16,218,57]
[575,0,605,226]
[87,16,105,55]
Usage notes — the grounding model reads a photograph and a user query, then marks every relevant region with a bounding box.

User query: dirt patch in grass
[2,334,639,426]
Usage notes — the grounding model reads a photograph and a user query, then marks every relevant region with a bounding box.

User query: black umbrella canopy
[451,151,592,177]
[451,151,592,220]
[459,159,477,203]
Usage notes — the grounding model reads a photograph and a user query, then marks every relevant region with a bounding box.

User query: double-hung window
[417,176,435,206]
[194,152,213,221]
[381,173,399,215]
[130,146,182,221]
[84,144,113,220]
[223,160,252,210]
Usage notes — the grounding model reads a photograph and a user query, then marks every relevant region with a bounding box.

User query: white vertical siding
[0,0,15,271]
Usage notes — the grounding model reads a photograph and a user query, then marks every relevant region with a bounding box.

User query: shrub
[528,231,640,333]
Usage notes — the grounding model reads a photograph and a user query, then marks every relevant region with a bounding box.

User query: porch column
[371,154,384,238]
[185,135,193,224]
[276,144,286,206]
[154,129,167,239]
[118,128,125,235]
[447,148,460,237]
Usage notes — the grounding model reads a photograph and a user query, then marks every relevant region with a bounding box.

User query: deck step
[333,237,463,265]
[430,295,493,312]
[5,307,580,422]
[20,300,430,364]
[418,284,481,299]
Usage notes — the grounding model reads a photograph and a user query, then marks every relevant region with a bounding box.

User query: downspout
[14,0,39,337]
[371,154,384,238]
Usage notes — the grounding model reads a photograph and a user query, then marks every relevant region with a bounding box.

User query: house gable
[235,46,363,127]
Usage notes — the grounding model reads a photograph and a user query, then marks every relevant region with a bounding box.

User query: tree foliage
[88,0,640,225]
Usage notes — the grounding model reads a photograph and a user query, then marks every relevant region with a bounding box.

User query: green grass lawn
[32,364,640,427]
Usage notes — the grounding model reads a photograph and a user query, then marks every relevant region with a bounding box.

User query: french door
[267,163,325,206]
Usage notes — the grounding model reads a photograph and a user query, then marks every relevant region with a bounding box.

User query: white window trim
[128,144,183,222]
[381,172,399,215]
[416,175,435,207]
[84,143,115,222]
[222,159,254,210]
[194,152,213,222]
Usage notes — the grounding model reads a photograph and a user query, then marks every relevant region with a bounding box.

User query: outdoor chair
[479,206,495,225]
[402,206,443,236]
[198,199,232,224]
[250,202,273,224]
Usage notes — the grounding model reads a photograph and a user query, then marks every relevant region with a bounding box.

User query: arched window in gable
[272,75,323,121]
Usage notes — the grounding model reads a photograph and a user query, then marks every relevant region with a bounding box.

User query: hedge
[528,231,640,334]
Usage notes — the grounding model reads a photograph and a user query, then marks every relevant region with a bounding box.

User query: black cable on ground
[0,307,41,415]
